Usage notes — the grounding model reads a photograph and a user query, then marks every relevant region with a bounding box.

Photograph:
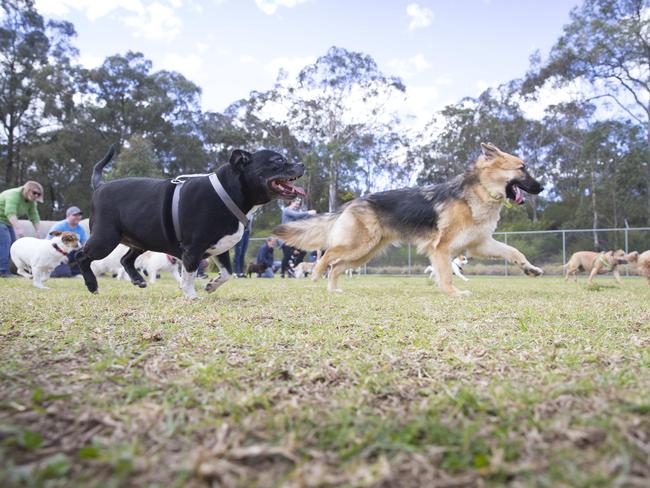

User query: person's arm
[28,201,40,227]
[4,193,23,236]
[8,215,24,237]
[283,208,315,221]
[78,225,88,245]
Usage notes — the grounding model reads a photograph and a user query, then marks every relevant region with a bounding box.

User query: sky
[34,0,583,125]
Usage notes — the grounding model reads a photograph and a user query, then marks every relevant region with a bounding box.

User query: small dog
[294,261,315,278]
[425,255,469,282]
[77,146,305,297]
[274,142,543,296]
[564,249,637,284]
[246,262,269,277]
[91,243,129,277]
[10,231,80,288]
[135,252,182,285]
[637,250,650,285]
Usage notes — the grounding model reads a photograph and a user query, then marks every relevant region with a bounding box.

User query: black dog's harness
[170,173,250,243]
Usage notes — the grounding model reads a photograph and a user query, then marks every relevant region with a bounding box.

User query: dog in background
[274,143,543,297]
[294,261,315,278]
[344,267,362,278]
[10,231,80,288]
[637,250,650,285]
[135,252,182,285]
[564,249,637,284]
[91,243,129,277]
[425,255,469,282]
[246,262,268,277]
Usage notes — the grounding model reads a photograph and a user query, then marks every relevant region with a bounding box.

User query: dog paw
[524,265,543,277]
[133,280,147,288]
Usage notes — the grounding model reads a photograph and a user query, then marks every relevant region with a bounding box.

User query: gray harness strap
[208,173,250,228]
[170,172,249,244]
[171,182,183,242]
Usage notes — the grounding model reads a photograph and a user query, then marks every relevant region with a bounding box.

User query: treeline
[1,0,649,237]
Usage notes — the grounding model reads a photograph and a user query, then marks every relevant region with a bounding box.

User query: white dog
[425,255,469,283]
[135,252,182,284]
[91,244,129,278]
[10,231,81,288]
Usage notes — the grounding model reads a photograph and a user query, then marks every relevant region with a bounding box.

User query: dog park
[3,0,650,486]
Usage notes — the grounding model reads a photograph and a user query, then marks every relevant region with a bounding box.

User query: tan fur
[274,143,543,297]
[636,250,650,285]
[564,249,632,285]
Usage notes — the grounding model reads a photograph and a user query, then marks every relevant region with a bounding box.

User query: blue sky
[35,0,582,121]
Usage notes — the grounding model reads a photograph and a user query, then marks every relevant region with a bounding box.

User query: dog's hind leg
[205,252,232,294]
[120,248,147,288]
[179,247,204,298]
[78,230,122,294]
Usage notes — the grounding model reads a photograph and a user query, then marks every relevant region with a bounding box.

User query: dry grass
[1,273,650,487]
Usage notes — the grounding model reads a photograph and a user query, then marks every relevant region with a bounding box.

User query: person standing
[280,198,316,278]
[233,219,252,278]
[48,206,88,277]
[0,181,44,277]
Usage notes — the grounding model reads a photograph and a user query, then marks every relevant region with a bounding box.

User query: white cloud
[254,0,309,15]
[387,53,431,79]
[35,0,142,21]
[122,2,183,41]
[161,52,204,80]
[264,55,316,82]
[406,3,433,31]
[239,54,256,64]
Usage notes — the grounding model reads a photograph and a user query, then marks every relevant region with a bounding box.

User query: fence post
[625,227,630,276]
[504,233,509,276]
[408,243,412,275]
[562,230,566,267]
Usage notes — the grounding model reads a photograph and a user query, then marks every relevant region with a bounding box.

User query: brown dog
[564,249,637,284]
[274,143,544,296]
[636,250,650,285]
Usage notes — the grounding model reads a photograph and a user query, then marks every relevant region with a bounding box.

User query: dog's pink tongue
[514,186,524,204]
[293,185,306,197]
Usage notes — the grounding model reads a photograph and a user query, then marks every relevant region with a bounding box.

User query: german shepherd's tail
[91,145,116,190]
[273,213,338,250]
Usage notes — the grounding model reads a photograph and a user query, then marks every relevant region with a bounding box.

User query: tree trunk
[590,169,599,249]
[328,158,337,212]
[5,119,15,186]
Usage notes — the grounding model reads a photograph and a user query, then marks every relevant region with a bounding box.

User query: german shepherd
[274,143,544,297]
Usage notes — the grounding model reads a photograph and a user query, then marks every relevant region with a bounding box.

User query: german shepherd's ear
[49,230,62,236]
[480,142,502,160]
[229,149,252,169]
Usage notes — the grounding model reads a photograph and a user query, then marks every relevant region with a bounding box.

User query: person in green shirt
[0,181,44,277]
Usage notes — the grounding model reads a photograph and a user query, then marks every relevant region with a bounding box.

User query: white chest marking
[205,205,261,257]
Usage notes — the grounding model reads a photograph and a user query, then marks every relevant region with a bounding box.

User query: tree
[0,0,77,187]
[109,134,161,179]
[523,0,650,214]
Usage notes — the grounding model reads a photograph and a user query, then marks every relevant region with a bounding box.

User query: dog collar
[598,253,613,270]
[52,243,68,256]
[478,181,512,208]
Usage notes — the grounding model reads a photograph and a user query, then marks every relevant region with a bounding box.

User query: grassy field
[1,273,650,487]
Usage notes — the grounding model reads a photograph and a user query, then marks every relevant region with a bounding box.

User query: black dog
[246,262,269,278]
[77,147,305,297]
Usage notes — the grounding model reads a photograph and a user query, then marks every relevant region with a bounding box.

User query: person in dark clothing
[280,198,315,278]
[256,237,276,278]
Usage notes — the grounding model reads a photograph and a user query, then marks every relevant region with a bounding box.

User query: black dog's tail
[91,145,116,190]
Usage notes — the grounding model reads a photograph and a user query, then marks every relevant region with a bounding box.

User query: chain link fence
[247,227,650,277]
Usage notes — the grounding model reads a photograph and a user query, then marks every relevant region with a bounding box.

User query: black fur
[365,173,477,236]
[77,147,304,294]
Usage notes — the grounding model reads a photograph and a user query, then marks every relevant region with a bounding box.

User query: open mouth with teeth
[269,176,306,198]
[505,181,527,205]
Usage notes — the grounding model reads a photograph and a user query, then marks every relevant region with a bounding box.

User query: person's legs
[261,266,274,278]
[67,250,82,276]
[281,244,293,277]
[0,224,16,276]
[50,262,72,278]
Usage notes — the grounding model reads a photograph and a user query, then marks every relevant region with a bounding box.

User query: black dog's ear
[229,150,253,169]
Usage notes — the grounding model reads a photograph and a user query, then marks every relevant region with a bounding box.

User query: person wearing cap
[0,181,44,277]
[47,206,88,277]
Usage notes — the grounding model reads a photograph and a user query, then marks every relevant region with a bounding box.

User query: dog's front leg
[180,250,204,299]
[430,249,469,296]
[470,238,543,277]
[205,252,232,294]
[612,267,623,285]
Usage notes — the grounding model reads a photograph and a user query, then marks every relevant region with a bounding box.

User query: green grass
[1,274,650,487]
